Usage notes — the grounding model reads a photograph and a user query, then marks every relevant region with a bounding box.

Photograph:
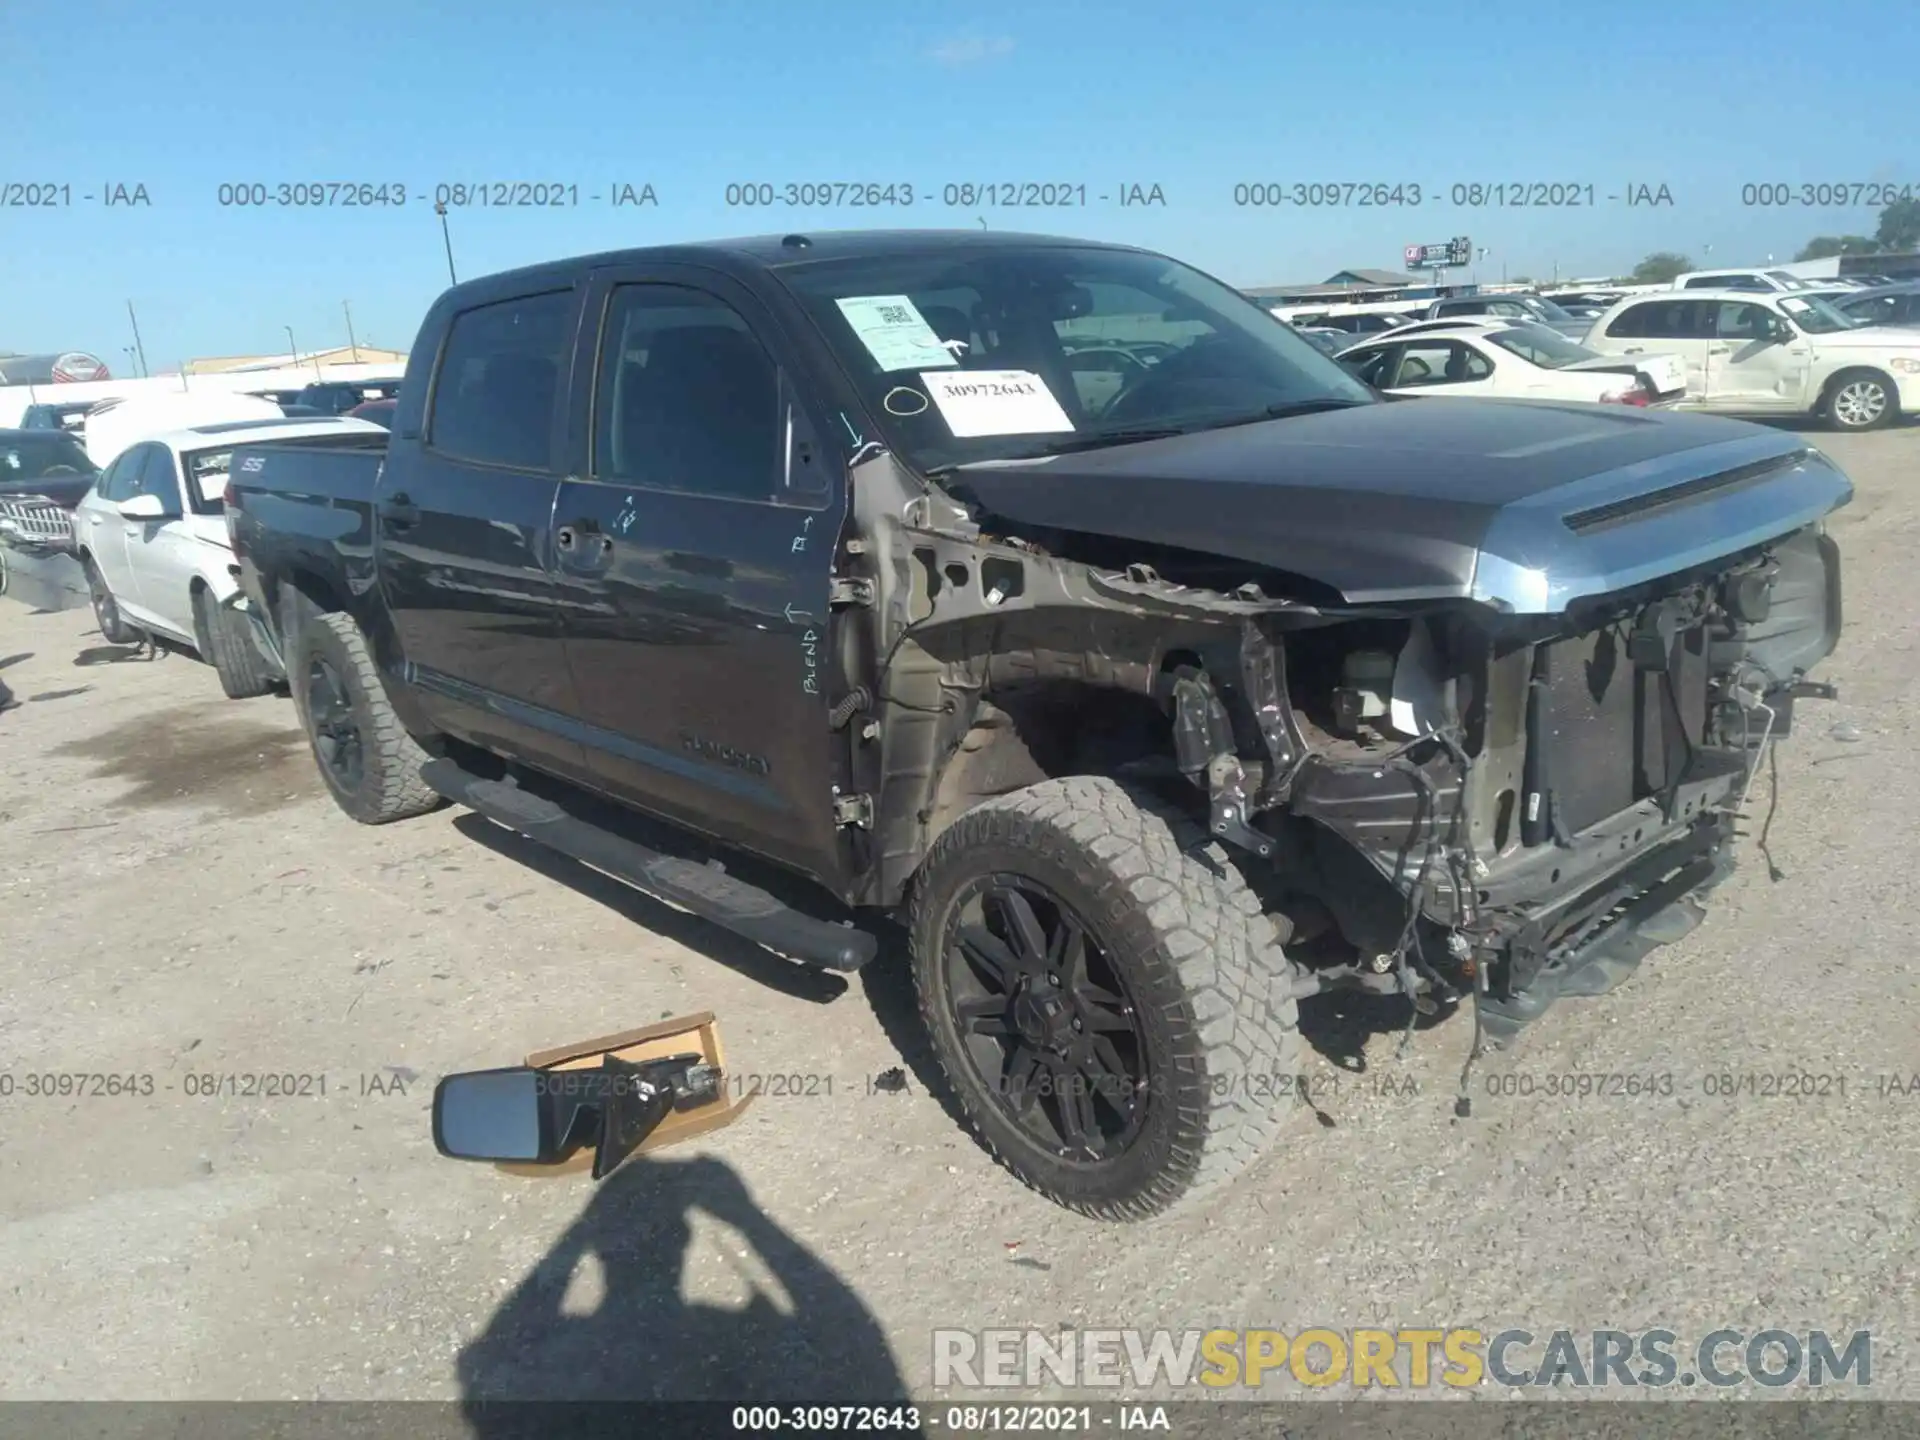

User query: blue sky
[3,0,1911,369]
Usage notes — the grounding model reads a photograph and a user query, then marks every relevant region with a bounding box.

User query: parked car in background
[276,403,331,417]
[345,398,396,427]
[82,392,286,467]
[1831,282,1920,328]
[0,429,100,508]
[1337,322,1687,405]
[247,389,310,408]
[1267,300,1420,334]
[72,416,387,694]
[297,378,403,415]
[1583,289,1920,430]
[1294,327,1353,357]
[1670,268,1817,293]
[19,401,97,439]
[1421,293,1590,338]
[226,229,1848,1219]
[1541,290,1624,320]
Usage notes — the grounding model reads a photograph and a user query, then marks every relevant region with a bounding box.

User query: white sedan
[73,416,386,696]
[1336,322,1689,406]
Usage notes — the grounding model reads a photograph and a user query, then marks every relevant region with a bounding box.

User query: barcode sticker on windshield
[921,369,1075,437]
[834,295,959,373]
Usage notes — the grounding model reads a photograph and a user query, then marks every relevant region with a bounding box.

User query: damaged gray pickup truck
[226,230,1849,1221]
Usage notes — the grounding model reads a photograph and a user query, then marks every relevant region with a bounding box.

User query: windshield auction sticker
[921,369,1075,437]
[834,295,959,373]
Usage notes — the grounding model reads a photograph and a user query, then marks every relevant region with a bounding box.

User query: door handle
[378,494,421,528]
[1708,345,1731,354]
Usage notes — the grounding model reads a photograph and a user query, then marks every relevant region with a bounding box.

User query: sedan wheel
[85,559,139,645]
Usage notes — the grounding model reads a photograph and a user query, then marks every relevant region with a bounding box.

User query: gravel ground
[1,424,1916,1407]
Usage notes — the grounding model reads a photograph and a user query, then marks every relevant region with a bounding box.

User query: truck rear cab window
[427,290,573,470]
[590,285,781,502]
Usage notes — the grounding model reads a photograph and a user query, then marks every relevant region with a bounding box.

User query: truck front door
[374,284,590,784]
[551,266,853,893]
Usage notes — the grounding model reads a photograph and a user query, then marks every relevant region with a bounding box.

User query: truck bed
[225,439,387,636]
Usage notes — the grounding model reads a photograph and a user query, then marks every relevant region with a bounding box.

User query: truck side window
[590,284,781,502]
[427,290,573,471]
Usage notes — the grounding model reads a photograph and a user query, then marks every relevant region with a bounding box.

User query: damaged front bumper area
[1277,524,1844,1044]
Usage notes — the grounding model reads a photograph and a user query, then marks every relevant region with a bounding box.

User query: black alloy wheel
[942,874,1149,1162]
[306,653,365,792]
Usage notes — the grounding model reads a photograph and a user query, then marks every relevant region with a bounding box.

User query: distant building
[1323,268,1420,288]
[183,345,408,376]
[1243,267,1472,307]
[1776,251,1920,283]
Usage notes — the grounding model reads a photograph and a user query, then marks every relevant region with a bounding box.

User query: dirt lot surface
[2,425,1917,1406]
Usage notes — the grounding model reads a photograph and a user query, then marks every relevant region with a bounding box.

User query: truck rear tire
[288,610,443,824]
[908,775,1303,1221]
[195,589,277,699]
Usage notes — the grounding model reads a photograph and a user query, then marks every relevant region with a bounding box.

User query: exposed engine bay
[836,442,1846,1048]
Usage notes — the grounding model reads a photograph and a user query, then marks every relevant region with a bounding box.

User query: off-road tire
[1823,368,1899,431]
[84,556,140,645]
[289,610,442,824]
[194,589,277,699]
[909,775,1303,1221]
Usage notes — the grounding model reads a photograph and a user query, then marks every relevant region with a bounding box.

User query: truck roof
[447,229,1149,296]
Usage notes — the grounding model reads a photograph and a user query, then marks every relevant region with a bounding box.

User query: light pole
[435,201,457,284]
[284,326,299,369]
[343,300,360,362]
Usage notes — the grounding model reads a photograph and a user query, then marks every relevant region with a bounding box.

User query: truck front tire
[288,610,443,824]
[908,776,1303,1221]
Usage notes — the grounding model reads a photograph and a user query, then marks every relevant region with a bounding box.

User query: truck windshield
[1775,295,1863,335]
[779,245,1375,472]
[0,432,96,481]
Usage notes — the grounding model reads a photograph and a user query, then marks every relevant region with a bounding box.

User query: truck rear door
[550,262,853,892]
[374,283,591,784]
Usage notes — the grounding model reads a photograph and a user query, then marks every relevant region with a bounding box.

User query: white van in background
[1670,268,1820,294]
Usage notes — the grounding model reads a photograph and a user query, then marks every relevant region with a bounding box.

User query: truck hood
[947,400,1852,614]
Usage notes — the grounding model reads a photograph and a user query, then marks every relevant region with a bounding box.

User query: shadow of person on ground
[457,1152,912,1420]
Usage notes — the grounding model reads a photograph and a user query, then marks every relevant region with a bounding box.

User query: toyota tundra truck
[224,229,1849,1220]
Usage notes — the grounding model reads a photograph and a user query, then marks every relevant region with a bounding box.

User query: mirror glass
[434,1067,545,1161]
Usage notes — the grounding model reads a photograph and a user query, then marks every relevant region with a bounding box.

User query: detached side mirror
[434,1054,724,1179]
[117,493,171,520]
[432,1010,749,1181]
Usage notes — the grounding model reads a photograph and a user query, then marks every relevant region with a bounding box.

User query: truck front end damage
[844,427,1850,1047]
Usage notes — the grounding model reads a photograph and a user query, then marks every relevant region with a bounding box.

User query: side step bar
[419,758,877,972]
